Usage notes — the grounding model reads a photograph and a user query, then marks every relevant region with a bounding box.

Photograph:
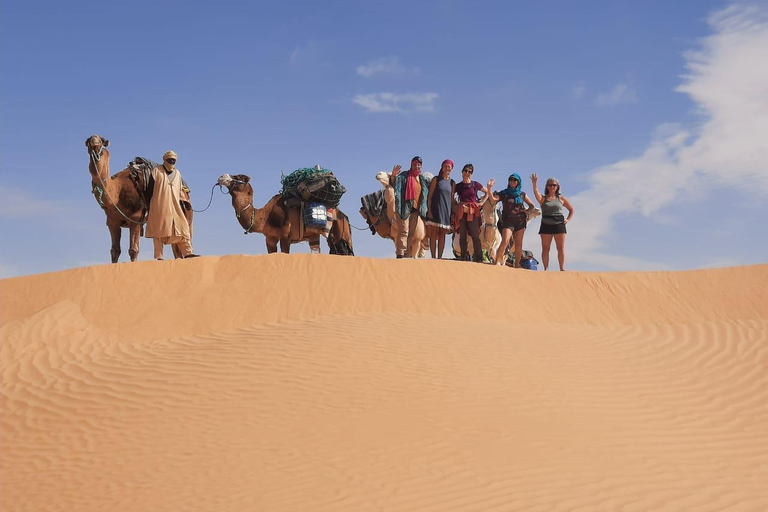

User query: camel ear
[103,138,110,147]
[243,175,250,184]
[85,138,90,147]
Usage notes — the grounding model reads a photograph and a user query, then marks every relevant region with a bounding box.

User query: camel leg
[107,222,121,263]
[267,237,281,254]
[308,234,321,254]
[128,224,141,262]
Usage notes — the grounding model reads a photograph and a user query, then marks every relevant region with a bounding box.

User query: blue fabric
[499,173,523,205]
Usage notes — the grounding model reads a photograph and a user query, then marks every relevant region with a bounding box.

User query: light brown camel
[358,171,428,258]
[85,134,193,262]
[218,173,354,255]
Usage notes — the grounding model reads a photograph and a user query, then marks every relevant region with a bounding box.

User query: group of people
[390,156,574,271]
[146,151,574,271]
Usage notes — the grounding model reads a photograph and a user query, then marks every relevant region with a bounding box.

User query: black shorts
[539,222,567,235]
[499,216,527,232]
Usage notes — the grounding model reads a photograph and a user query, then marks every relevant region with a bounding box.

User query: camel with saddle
[217,173,353,255]
[358,171,429,258]
[85,134,193,262]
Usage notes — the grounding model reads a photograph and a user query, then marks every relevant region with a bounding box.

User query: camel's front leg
[128,224,141,261]
[266,237,280,254]
[107,222,122,263]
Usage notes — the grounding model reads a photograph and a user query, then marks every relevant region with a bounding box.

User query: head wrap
[441,159,454,170]
[501,173,523,205]
[163,150,178,161]
[411,156,422,164]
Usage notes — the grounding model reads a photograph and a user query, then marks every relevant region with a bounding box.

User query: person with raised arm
[487,173,535,267]
[531,174,574,271]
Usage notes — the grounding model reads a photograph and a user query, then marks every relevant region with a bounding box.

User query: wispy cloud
[356,56,417,78]
[571,81,586,100]
[0,186,68,217]
[288,41,318,66]
[570,3,768,269]
[594,83,638,107]
[352,92,439,113]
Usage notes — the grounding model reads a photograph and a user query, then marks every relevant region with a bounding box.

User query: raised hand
[487,178,496,190]
[531,173,538,183]
[392,164,402,177]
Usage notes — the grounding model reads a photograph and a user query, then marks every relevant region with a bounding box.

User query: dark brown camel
[85,134,193,262]
[218,173,353,255]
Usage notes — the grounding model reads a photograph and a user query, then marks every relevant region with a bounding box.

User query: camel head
[218,173,253,205]
[85,134,109,162]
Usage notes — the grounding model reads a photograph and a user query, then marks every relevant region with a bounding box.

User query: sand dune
[1,256,767,511]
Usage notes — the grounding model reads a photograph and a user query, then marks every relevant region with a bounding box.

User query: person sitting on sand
[454,163,488,263]
[426,159,456,259]
[389,156,431,258]
[145,150,199,260]
[531,174,573,271]
[487,173,535,267]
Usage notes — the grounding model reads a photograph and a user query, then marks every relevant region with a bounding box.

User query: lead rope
[90,150,145,225]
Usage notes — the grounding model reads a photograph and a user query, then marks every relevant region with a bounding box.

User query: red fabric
[453,201,482,230]
[405,169,421,201]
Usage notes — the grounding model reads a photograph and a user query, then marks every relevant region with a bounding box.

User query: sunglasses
[462,170,473,174]
[547,183,558,187]
[166,158,177,164]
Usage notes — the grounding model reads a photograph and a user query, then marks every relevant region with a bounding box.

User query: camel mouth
[217,174,234,188]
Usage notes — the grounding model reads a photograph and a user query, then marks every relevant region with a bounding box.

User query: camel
[85,135,194,262]
[217,173,354,255]
[358,171,428,258]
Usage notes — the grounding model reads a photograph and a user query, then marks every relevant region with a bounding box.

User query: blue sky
[2,0,767,277]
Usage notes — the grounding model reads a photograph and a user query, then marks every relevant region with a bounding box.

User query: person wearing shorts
[531,174,574,270]
[487,173,536,267]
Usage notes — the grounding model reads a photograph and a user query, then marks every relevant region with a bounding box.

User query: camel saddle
[285,199,334,243]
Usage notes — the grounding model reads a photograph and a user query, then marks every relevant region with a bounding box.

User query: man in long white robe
[145,150,197,259]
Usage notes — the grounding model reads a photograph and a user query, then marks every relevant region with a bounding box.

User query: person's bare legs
[437,228,448,259]
[496,228,513,266]
[513,228,526,268]
[554,233,566,271]
[540,234,553,270]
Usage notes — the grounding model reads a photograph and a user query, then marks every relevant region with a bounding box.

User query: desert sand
[1,255,767,511]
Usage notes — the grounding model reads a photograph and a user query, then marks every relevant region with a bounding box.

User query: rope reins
[89,147,145,225]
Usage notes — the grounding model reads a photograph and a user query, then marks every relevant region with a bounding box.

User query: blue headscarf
[499,173,523,205]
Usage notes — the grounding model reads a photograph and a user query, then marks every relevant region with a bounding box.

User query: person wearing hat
[145,150,198,260]
[487,173,536,267]
[389,156,431,258]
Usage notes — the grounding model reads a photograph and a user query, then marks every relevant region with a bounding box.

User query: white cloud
[570,3,768,270]
[288,42,318,65]
[0,186,67,217]
[594,83,638,107]
[572,81,586,100]
[352,92,439,113]
[356,56,417,77]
